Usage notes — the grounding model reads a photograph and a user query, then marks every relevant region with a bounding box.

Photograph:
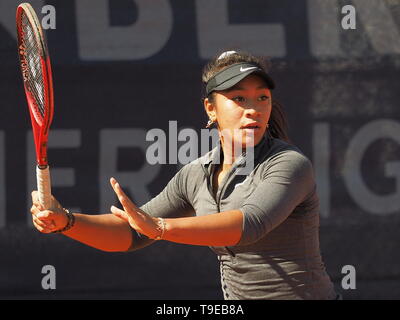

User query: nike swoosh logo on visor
[240,66,257,72]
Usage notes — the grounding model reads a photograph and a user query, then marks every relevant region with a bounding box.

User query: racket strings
[21,13,46,118]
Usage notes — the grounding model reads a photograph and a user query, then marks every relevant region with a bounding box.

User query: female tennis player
[30,50,338,300]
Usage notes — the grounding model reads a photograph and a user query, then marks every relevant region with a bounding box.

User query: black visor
[206,62,275,96]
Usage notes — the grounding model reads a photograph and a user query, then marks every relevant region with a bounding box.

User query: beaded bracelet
[52,209,75,233]
[154,218,166,240]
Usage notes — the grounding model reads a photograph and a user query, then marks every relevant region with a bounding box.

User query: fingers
[30,193,65,234]
[31,190,38,203]
[31,205,51,220]
[30,205,56,233]
[31,213,54,233]
[34,209,52,220]
[33,214,53,230]
[31,190,44,210]
[110,178,138,214]
[110,178,129,206]
[31,204,40,215]
[111,205,130,222]
[32,219,53,233]
[109,178,158,238]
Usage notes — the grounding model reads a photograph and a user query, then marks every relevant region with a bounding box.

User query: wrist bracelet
[52,208,75,233]
[154,218,166,240]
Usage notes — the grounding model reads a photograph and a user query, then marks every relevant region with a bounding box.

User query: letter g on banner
[343,119,400,215]
[76,0,173,60]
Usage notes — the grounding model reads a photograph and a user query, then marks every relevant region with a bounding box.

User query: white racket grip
[36,165,52,209]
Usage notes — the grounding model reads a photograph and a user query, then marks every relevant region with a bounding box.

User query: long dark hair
[202,50,291,143]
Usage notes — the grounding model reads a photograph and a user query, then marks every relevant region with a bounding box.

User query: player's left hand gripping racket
[16,3,54,209]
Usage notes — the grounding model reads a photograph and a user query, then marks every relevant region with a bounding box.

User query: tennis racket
[16,3,54,209]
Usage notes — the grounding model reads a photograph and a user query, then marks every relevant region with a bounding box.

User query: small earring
[266,123,270,129]
[206,119,215,128]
